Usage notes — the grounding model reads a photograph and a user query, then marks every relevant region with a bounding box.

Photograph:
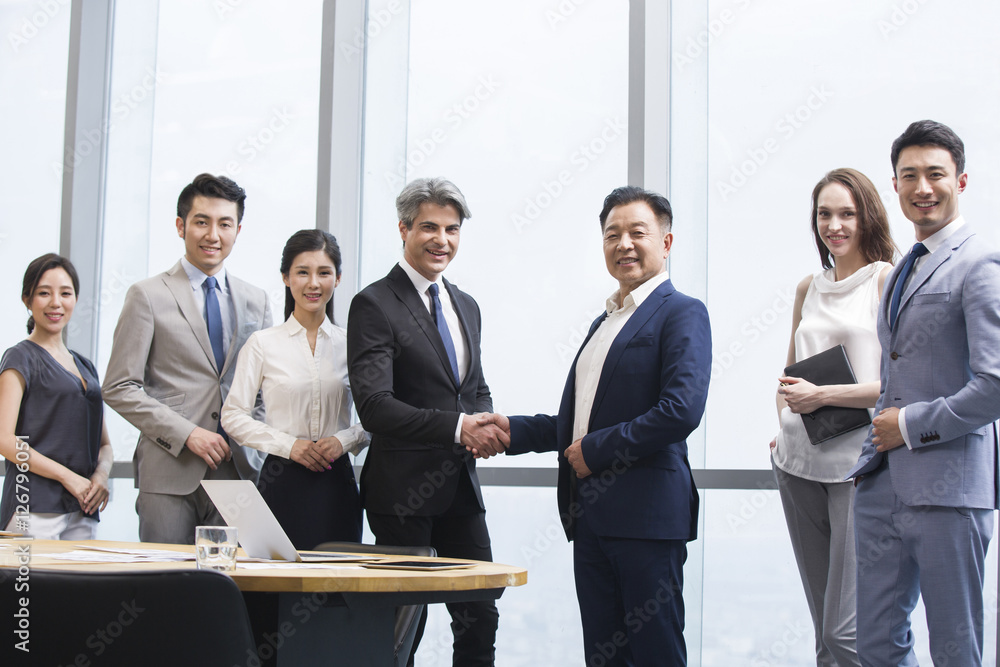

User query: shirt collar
[398,260,444,297]
[180,256,228,292]
[919,215,965,255]
[281,313,333,338]
[606,271,670,315]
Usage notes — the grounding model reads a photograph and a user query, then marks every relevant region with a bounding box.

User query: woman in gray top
[0,254,113,539]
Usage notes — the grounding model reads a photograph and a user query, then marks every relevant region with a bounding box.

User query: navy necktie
[889,242,928,330]
[202,276,226,372]
[428,283,460,384]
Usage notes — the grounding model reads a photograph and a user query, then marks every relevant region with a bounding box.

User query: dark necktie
[428,283,460,384]
[202,276,226,372]
[889,242,928,330]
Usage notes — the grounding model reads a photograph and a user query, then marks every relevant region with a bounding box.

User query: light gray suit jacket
[847,223,1000,510]
[102,260,271,496]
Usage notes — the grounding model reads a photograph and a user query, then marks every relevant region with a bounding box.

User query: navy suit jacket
[508,278,711,541]
[846,223,1000,510]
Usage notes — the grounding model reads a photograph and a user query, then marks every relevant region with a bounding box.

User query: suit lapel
[387,265,457,387]
[223,275,250,377]
[444,278,473,389]
[163,261,217,371]
[588,280,674,427]
[896,225,974,318]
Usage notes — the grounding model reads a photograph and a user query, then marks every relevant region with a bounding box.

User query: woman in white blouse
[222,230,368,548]
[770,168,896,667]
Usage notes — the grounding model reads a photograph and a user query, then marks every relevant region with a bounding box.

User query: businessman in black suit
[347,177,507,666]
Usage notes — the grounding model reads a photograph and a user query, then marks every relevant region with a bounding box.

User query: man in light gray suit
[103,173,271,544]
[846,121,1000,666]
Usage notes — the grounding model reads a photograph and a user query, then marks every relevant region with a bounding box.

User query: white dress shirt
[221,314,369,459]
[573,271,670,442]
[398,260,469,443]
[180,256,235,356]
[898,216,966,449]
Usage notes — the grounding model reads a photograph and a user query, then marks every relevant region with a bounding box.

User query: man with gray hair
[347,177,505,665]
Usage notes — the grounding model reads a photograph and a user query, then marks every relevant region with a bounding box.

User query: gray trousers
[774,461,861,667]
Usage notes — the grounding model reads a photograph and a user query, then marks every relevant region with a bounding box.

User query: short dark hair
[890,120,966,175]
[396,177,471,229]
[810,168,898,270]
[279,229,343,323]
[177,173,247,223]
[22,253,80,334]
[598,186,672,232]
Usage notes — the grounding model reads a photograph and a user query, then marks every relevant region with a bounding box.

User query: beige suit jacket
[102,260,271,495]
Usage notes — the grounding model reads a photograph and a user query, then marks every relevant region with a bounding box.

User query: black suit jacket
[347,264,492,517]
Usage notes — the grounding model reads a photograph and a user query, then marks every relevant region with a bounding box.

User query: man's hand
[461,413,509,459]
[290,439,341,472]
[872,407,905,452]
[564,438,592,478]
[185,426,232,470]
[777,376,827,414]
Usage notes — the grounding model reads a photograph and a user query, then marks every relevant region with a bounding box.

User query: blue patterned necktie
[889,242,928,330]
[202,276,226,372]
[428,283,460,384]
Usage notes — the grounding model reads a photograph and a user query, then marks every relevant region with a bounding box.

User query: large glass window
[0,1,70,346]
[360,1,628,663]
[672,1,1000,663]
[98,0,325,464]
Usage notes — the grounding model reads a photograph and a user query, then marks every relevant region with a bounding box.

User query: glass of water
[195,525,238,572]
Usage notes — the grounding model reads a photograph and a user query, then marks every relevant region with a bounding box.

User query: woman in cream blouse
[223,230,368,548]
[770,168,896,666]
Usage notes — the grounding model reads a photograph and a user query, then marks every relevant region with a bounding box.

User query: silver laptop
[200,479,367,563]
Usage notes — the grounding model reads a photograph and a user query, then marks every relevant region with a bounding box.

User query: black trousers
[366,470,499,667]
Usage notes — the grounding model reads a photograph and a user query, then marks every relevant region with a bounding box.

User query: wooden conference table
[1,539,527,666]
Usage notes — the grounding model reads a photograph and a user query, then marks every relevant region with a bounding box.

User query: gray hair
[396,177,472,229]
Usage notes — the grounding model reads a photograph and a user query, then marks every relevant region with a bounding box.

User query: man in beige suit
[103,173,271,544]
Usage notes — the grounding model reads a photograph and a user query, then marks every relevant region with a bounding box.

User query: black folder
[783,344,872,445]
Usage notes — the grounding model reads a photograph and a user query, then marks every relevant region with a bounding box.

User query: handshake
[460,412,593,477]
[460,412,510,459]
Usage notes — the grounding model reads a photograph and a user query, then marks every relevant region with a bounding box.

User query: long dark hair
[22,253,80,334]
[279,230,342,323]
[810,168,897,269]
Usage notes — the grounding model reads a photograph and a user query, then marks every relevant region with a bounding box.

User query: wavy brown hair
[810,168,897,270]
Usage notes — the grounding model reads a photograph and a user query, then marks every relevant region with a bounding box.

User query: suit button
[212,411,219,419]
[890,352,899,360]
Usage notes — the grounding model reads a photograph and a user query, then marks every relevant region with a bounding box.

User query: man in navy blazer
[845,121,1000,666]
[477,186,711,666]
